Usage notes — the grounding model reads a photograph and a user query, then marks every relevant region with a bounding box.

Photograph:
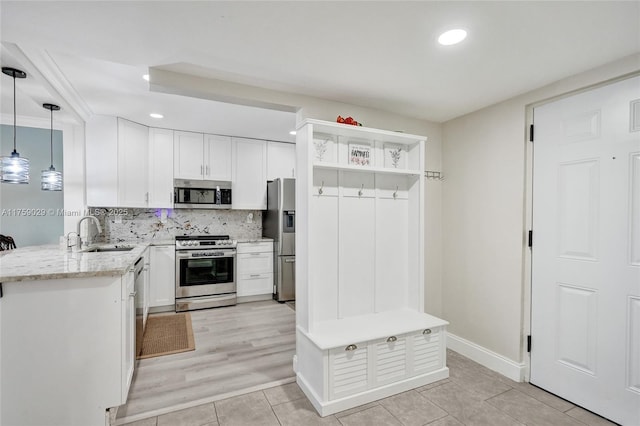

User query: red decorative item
[336,115,362,126]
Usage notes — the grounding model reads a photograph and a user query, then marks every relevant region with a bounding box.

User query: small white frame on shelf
[295,119,448,416]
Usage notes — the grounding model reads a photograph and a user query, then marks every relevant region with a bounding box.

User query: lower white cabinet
[296,311,448,417]
[149,245,175,308]
[237,241,273,299]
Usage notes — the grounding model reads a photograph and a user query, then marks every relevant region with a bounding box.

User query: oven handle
[176,250,236,260]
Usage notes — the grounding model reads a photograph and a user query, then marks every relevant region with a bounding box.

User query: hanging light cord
[11,72,17,154]
[49,107,54,168]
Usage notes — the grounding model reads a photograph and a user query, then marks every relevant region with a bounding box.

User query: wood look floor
[116,300,296,423]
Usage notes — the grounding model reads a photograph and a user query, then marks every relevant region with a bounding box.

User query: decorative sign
[384,143,406,169]
[349,143,371,166]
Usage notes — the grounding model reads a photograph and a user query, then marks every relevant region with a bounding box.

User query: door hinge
[529,124,534,142]
[528,230,533,248]
[527,335,532,353]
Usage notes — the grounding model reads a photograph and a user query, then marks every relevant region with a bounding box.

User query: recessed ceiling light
[289,130,296,135]
[142,74,150,81]
[149,113,163,119]
[438,29,467,46]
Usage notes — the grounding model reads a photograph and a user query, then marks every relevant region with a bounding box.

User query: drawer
[238,252,273,274]
[411,327,442,375]
[237,273,273,297]
[329,343,369,400]
[372,334,409,386]
[237,241,273,254]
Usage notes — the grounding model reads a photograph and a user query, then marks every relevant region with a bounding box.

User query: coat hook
[393,185,398,199]
[318,181,324,195]
[358,183,364,196]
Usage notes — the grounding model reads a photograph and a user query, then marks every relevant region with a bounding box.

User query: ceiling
[0,1,638,139]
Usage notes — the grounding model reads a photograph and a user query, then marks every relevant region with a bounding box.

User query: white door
[531,75,640,425]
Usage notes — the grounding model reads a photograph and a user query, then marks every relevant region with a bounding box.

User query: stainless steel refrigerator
[263,178,295,302]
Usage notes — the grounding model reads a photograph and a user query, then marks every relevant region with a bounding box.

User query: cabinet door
[118,118,149,207]
[148,128,174,208]
[329,343,369,400]
[122,271,135,400]
[232,138,267,209]
[149,246,176,308]
[174,131,204,180]
[238,252,273,274]
[372,335,408,386]
[237,273,273,297]
[411,328,442,375]
[86,115,118,206]
[205,134,232,181]
[267,141,296,180]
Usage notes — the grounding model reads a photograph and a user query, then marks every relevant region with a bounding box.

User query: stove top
[175,235,237,249]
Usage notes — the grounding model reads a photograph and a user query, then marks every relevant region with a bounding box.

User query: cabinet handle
[386,336,397,343]
[201,165,203,175]
[250,252,261,256]
[145,192,149,202]
[423,329,432,335]
[170,191,173,204]
[206,165,210,175]
[345,344,358,351]
[250,274,260,278]
[129,291,137,298]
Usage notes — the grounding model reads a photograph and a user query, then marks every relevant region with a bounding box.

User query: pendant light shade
[41,103,62,191]
[1,67,29,184]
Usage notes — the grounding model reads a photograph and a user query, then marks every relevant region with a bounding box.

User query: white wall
[442,53,640,365]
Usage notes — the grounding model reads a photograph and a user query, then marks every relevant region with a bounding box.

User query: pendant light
[1,67,29,184]
[41,103,62,191]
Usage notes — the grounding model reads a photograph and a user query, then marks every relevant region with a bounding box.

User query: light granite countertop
[0,242,150,283]
[237,237,274,243]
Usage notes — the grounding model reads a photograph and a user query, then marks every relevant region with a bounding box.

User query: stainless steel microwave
[173,179,232,209]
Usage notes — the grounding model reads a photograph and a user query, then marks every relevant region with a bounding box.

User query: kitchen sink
[86,246,134,252]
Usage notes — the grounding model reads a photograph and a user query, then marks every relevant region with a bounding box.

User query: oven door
[175,250,236,298]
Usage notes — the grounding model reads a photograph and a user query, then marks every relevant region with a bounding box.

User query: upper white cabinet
[174,131,205,180]
[86,116,175,208]
[205,134,232,181]
[148,128,174,208]
[174,132,233,181]
[118,118,149,208]
[267,141,296,180]
[232,137,267,209]
[295,119,449,416]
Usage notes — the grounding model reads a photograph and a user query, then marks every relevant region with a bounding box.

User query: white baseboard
[446,333,525,382]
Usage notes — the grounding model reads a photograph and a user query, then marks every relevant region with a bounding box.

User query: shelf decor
[384,143,406,169]
[314,138,329,162]
[348,143,371,166]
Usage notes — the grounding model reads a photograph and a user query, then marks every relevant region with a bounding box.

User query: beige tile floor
[123,349,616,426]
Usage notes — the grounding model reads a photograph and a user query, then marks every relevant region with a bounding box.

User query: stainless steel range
[175,235,237,312]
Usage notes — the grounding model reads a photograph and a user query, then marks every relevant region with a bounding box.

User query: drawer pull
[345,344,358,351]
[423,329,432,335]
[386,336,397,343]
[250,274,260,278]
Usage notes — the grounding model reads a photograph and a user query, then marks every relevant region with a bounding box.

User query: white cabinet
[295,119,449,416]
[86,116,175,208]
[149,245,176,309]
[118,118,149,207]
[149,128,174,208]
[174,131,233,181]
[86,115,118,206]
[267,141,296,180]
[174,131,205,180]
[237,241,273,299]
[122,270,135,399]
[205,134,232,181]
[232,138,267,209]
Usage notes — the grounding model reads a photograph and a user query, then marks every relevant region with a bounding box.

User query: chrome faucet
[76,215,103,248]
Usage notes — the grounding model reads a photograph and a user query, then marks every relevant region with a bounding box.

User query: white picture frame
[348,143,372,166]
[384,143,406,169]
